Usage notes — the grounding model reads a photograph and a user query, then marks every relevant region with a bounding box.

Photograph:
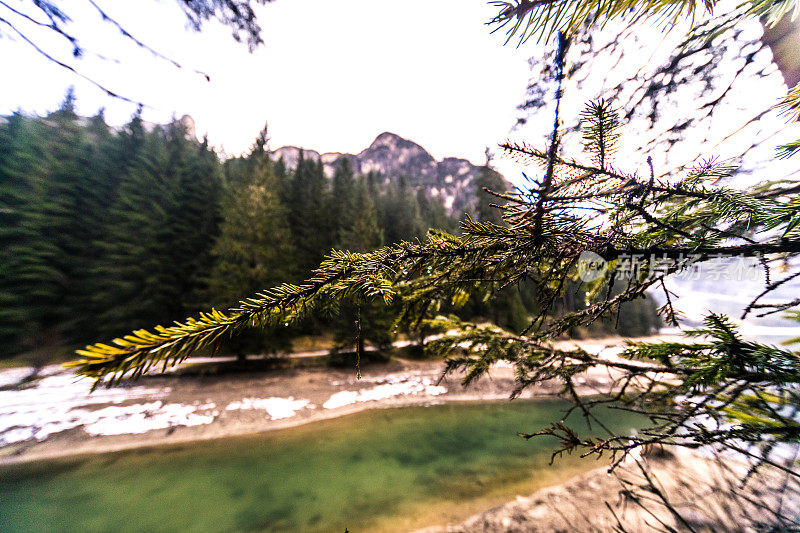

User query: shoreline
[0,333,679,467]
[418,448,799,532]
[0,395,539,466]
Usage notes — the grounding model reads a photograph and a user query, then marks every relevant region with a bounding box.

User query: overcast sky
[0,0,536,173]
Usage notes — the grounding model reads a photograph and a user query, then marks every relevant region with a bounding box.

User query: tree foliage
[490,0,800,46]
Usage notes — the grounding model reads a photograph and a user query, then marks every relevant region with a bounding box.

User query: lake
[0,400,644,532]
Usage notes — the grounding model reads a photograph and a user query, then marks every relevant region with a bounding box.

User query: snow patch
[0,369,221,444]
[83,402,217,436]
[0,370,176,444]
[322,376,446,409]
[225,397,310,420]
[0,367,36,388]
[323,391,361,410]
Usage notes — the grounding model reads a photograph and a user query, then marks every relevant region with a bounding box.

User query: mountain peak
[363,132,428,155]
[373,131,405,144]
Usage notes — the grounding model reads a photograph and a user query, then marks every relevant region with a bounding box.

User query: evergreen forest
[0,91,659,362]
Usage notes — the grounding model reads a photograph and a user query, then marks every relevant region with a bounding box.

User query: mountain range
[270,132,507,215]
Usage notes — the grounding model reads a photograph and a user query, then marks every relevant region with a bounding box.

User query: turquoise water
[0,400,644,532]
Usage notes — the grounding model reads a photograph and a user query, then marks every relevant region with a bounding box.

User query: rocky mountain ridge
[270,132,506,214]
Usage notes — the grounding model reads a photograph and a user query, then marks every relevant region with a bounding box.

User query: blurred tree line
[0,91,659,361]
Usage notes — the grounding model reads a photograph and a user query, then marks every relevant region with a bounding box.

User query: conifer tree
[0,113,43,354]
[272,156,291,205]
[330,178,394,358]
[89,117,223,339]
[329,158,358,249]
[162,126,223,316]
[379,175,426,244]
[474,164,508,226]
[287,152,332,276]
[90,126,176,339]
[2,89,101,352]
[416,188,456,234]
[83,109,119,220]
[111,107,147,176]
[204,129,295,355]
[52,103,126,341]
[340,180,384,253]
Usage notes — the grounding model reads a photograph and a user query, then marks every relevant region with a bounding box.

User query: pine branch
[490,0,798,45]
[0,16,143,106]
[580,99,622,170]
[533,31,568,244]
[777,138,800,159]
[489,0,701,44]
[86,0,211,81]
[778,81,800,122]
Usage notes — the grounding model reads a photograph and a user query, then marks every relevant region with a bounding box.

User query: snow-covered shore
[0,334,679,465]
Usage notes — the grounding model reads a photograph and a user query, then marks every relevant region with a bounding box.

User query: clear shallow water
[0,400,645,533]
